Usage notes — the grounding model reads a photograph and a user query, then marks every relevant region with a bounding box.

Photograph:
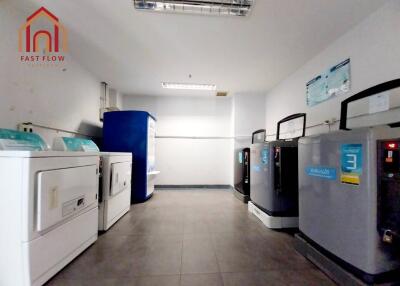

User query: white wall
[231,92,265,187]
[123,95,234,186]
[264,0,400,139]
[108,88,123,110]
[0,2,102,144]
[233,92,266,148]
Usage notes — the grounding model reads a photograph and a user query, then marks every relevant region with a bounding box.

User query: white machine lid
[100,152,132,157]
[0,151,100,158]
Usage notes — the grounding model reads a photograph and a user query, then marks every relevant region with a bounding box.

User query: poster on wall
[306,75,327,107]
[306,58,351,107]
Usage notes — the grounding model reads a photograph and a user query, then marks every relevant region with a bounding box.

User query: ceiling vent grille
[216,91,228,97]
[133,0,253,17]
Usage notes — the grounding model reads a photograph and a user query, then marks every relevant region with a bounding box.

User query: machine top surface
[105,110,157,121]
[0,151,100,158]
[300,125,400,144]
[100,152,132,158]
[251,139,299,146]
[269,138,300,147]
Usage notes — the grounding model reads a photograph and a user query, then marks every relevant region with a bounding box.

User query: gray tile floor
[47,189,334,286]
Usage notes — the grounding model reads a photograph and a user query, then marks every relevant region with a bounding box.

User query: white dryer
[99,153,132,231]
[52,137,132,231]
[0,129,99,286]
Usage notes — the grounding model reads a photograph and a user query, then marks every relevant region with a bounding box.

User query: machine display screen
[383,146,399,173]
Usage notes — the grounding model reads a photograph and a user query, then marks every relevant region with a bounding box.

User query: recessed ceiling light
[134,0,253,17]
[162,82,217,91]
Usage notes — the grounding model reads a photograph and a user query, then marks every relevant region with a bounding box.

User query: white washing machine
[99,153,132,231]
[0,131,99,286]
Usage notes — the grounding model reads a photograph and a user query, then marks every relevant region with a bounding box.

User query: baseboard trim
[155,185,233,190]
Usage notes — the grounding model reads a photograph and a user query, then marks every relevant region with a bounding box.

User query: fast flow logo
[18,7,67,65]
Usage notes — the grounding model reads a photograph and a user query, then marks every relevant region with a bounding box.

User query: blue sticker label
[253,165,261,173]
[261,148,269,165]
[341,144,362,175]
[306,166,337,180]
[238,152,243,164]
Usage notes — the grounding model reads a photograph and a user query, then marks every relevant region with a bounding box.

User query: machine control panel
[274,147,281,191]
[244,151,250,185]
[0,128,47,151]
[382,142,400,176]
[62,196,86,217]
[377,139,400,246]
[53,137,99,152]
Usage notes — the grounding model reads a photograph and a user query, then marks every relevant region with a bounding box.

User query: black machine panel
[377,139,400,246]
[265,113,305,217]
[234,148,250,196]
[273,144,299,216]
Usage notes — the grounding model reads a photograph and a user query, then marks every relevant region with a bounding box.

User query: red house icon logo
[18,7,67,53]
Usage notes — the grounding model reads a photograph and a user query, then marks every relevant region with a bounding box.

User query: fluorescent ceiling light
[134,0,253,17]
[162,82,217,91]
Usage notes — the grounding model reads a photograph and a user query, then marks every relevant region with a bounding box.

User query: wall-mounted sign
[18,6,68,65]
[306,58,351,107]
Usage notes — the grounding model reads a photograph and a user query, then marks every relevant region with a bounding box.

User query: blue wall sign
[306,58,351,107]
[306,166,337,180]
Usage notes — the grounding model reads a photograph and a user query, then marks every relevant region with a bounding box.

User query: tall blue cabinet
[103,111,158,203]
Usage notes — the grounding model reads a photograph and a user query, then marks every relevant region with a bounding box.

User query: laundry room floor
[46,189,334,286]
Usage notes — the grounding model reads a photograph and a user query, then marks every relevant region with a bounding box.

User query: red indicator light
[387,143,397,149]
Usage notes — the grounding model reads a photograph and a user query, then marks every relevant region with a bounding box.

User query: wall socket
[324,118,337,125]
[18,123,34,133]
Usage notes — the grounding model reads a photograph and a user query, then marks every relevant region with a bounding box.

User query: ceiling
[11,0,387,97]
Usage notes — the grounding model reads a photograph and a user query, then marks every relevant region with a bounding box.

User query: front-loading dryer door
[110,161,131,197]
[36,165,98,232]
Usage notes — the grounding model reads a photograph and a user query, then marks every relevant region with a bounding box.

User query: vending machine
[103,111,159,203]
[298,79,400,284]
